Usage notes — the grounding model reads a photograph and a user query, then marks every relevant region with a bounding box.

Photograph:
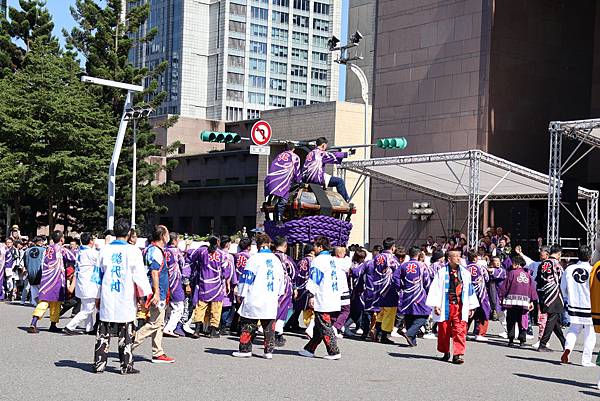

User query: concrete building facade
[369,0,600,246]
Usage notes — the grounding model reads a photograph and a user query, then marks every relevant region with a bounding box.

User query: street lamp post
[81,76,144,230]
[328,32,371,247]
[123,106,154,228]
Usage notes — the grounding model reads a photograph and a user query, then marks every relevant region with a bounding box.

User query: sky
[29,0,349,100]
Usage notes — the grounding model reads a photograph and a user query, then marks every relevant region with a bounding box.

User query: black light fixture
[350,31,363,44]
[125,105,154,120]
[328,35,340,51]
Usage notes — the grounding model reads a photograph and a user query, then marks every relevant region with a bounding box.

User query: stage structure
[340,150,598,252]
[548,118,600,249]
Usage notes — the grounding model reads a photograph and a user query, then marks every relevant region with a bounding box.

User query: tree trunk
[63,197,69,235]
[48,194,54,233]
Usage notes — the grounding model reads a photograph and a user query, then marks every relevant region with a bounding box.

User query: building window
[228,55,245,68]
[291,48,308,61]
[270,78,287,91]
[249,75,266,88]
[292,31,309,45]
[290,81,307,94]
[271,61,287,74]
[292,15,309,28]
[272,10,289,23]
[227,90,244,102]
[313,2,329,14]
[291,98,306,106]
[293,0,310,11]
[271,44,288,57]
[313,35,328,48]
[312,51,328,63]
[250,58,266,72]
[312,18,329,32]
[250,41,267,54]
[230,3,246,16]
[252,0,268,3]
[227,72,245,85]
[250,23,267,37]
[311,84,327,97]
[272,0,289,5]
[251,6,268,20]
[228,38,245,51]
[311,67,327,80]
[269,95,286,107]
[226,106,243,121]
[248,92,266,104]
[247,109,261,119]
[229,20,246,33]
[290,64,307,77]
[272,27,288,41]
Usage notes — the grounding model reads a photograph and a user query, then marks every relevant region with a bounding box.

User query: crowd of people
[1,220,599,386]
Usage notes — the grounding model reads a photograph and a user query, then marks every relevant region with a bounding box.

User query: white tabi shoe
[475,335,488,342]
[390,327,402,338]
[298,349,315,358]
[323,353,341,360]
[232,351,252,358]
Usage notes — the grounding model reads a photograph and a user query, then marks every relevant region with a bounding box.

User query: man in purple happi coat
[218,235,237,333]
[28,230,76,333]
[265,143,302,222]
[302,137,350,201]
[272,236,296,346]
[163,233,187,337]
[466,251,492,341]
[189,237,230,338]
[372,238,400,344]
[393,246,432,346]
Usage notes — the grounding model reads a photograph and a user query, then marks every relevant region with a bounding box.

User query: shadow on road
[580,390,600,397]
[506,354,561,365]
[514,373,597,389]
[388,352,441,361]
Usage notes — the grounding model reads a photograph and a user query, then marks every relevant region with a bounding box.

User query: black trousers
[540,311,566,349]
[506,308,526,343]
[304,312,340,355]
[238,318,275,354]
[94,321,134,373]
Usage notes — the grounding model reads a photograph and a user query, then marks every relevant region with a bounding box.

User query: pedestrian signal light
[200,131,241,143]
[377,137,408,150]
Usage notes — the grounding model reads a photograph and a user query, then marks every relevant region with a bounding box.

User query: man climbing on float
[303,137,351,202]
[264,143,303,224]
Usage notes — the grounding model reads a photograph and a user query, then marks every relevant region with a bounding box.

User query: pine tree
[65,0,179,232]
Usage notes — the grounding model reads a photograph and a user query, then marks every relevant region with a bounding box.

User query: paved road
[1,301,599,401]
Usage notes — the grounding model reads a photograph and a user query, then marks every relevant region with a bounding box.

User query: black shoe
[380,334,394,345]
[519,341,526,347]
[27,326,38,334]
[440,352,451,362]
[491,311,499,321]
[63,327,81,336]
[121,367,141,375]
[507,340,514,347]
[399,330,415,347]
[192,323,203,339]
[452,355,464,364]
[537,345,553,353]
[85,330,96,336]
[274,334,286,347]
[209,326,220,338]
[48,324,63,333]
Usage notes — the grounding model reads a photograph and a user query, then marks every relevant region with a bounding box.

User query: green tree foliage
[0,40,115,232]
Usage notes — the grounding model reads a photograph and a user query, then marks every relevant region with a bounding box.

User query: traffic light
[200,130,241,143]
[376,137,408,150]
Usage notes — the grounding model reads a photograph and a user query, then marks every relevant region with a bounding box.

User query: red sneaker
[152,354,175,364]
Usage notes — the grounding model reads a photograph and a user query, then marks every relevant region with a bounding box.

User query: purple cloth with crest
[274,251,296,321]
[264,150,302,198]
[393,259,432,316]
[302,148,347,185]
[39,244,76,302]
[165,245,185,303]
[467,263,491,319]
[189,247,228,303]
[373,251,400,308]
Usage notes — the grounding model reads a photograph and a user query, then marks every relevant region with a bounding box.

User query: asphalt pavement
[1,301,598,401]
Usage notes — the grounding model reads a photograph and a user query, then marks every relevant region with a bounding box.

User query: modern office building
[345,0,375,104]
[130,0,342,120]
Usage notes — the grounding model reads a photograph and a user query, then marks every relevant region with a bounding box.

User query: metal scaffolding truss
[341,149,598,251]
[547,118,600,250]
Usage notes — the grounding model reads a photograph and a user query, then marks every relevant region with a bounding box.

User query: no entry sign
[251,120,272,146]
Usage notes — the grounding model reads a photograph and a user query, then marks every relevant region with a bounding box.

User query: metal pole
[467,151,481,249]
[587,192,598,254]
[107,90,134,230]
[131,118,137,229]
[348,63,370,247]
[547,123,563,245]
